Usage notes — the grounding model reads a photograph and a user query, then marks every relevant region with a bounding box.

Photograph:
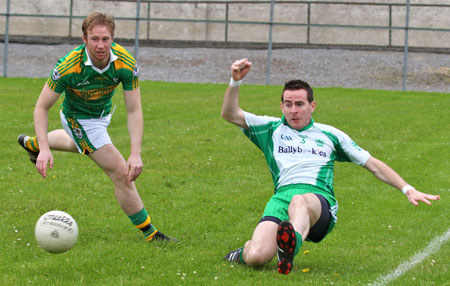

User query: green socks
[238,247,246,264]
[25,136,39,152]
[295,231,303,256]
[128,208,158,241]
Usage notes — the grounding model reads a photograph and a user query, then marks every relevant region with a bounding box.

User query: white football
[35,210,78,254]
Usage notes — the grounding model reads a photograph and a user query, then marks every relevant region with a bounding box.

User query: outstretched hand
[405,188,440,206]
[231,58,252,81]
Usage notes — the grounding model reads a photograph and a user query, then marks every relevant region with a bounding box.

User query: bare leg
[288,193,322,241]
[48,129,78,152]
[88,144,144,215]
[272,193,323,274]
[239,194,322,268]
[242,221,279,266]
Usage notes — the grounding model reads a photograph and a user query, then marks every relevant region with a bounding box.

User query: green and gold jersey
[47,43,139,119]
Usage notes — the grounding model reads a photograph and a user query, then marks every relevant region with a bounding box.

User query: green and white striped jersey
[242,112,371,197]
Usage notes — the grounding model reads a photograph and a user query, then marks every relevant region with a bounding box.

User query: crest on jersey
[315,139,325,147]
[52,69,61,81]
[133,64,139,77]
[74,128,83,139]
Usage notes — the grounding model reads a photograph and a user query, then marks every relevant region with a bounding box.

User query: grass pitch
[0,78,449,285]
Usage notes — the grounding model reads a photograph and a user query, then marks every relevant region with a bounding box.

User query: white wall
[0,0,449,48]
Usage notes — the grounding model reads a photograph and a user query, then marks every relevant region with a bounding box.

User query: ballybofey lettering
[278,146,303,154]
[278,146,327,157]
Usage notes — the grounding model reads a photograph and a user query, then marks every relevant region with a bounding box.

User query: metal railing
[2,0,450,90]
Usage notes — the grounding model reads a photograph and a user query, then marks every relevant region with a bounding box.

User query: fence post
[3,0,11,77]
[225,3,229,43]
[266,0,275,85]
[147,1,151,40]
[307,1,311,44]
[69,0,73,38]
[134,0,142,61]
[402,0,410,92]
[388,4,392,47]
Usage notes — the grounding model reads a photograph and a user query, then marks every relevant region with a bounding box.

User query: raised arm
[364,156,440,206]
[221,58,252,128]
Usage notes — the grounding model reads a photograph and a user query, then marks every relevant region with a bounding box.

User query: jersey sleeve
[46,47,84,93]
[46,65,70,93]
[242,112,282,151]
[337,131,371,165]
[244,112,281,128]
[120,62,139,91]
[317,124,371,166]
[112,44,139,91]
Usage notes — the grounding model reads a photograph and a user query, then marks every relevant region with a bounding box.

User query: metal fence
[1,0,450,89]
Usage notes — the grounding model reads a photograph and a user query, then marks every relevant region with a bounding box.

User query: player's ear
[82,35,87,44]
[310,100,317,111]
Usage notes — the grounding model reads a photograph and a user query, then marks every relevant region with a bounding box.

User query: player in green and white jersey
[18,12,175,242]
[222,58,440,274]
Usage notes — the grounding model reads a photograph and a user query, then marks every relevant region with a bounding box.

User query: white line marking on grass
[370,228,450,286]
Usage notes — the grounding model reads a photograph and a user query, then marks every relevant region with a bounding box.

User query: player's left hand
[405,188,440,206]
[126,154,143,181]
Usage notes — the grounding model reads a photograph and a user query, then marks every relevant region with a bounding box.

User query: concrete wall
[1,0,449,48]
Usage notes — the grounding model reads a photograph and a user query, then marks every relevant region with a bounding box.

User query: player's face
[281,89,316,130]
[83,25,113,68]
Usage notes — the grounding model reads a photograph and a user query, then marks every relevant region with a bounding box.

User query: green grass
[0,77,449,285]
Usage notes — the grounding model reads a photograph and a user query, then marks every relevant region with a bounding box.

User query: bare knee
[94,154,131,188]
[48,129,78,152]
[290,194,308,210]
[245,250,269,266]
[290,193,318,212]
[288,193,322,238]
[96,158,132,190]
[111,170,133,190]
[244,242,275,266]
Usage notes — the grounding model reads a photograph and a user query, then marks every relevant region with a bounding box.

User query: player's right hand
[36,149,53,179]
[231,58,252,81]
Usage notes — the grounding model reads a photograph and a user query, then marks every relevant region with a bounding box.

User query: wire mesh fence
[1,0,449,90]
[2,1,449,48]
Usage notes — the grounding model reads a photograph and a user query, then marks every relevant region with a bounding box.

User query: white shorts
[60,111,112,154]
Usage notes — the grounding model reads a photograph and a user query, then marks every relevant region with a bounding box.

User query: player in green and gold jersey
[18,12,175,242]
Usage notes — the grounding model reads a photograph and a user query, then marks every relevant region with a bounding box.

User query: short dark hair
[281,79,314,103]
[82,12,115,38]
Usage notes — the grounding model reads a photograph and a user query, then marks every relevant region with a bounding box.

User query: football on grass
[35,210,78,254]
